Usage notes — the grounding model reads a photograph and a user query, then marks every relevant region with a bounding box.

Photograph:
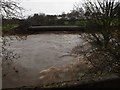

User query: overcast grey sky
[19,0,82,16]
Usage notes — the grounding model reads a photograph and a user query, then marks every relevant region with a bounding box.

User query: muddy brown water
[2,34,84,88]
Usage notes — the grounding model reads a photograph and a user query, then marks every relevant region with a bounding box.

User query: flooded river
[3,34,83,88]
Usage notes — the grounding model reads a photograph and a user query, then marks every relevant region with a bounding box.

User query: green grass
[2,24,19,31]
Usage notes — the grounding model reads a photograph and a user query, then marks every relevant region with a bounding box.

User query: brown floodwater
[2,34,83,88]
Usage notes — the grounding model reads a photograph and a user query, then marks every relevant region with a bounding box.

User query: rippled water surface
[3,34,83,88]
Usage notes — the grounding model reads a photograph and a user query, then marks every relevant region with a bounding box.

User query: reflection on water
[3,34,83,88]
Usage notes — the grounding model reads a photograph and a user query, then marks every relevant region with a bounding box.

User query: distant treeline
[25,11,85,26]
[2,9,86,26]
[2,10,87,34]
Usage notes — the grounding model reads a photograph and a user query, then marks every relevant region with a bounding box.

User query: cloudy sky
[19,0,82,16]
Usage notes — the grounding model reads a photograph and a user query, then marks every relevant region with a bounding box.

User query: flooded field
[2,34,83,88]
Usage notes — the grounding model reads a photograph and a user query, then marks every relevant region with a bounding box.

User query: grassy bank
[2,24,19,31]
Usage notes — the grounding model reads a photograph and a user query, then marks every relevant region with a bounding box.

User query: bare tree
[74,0,120,74]
[0,0,23,18]
[1,0,25,77]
